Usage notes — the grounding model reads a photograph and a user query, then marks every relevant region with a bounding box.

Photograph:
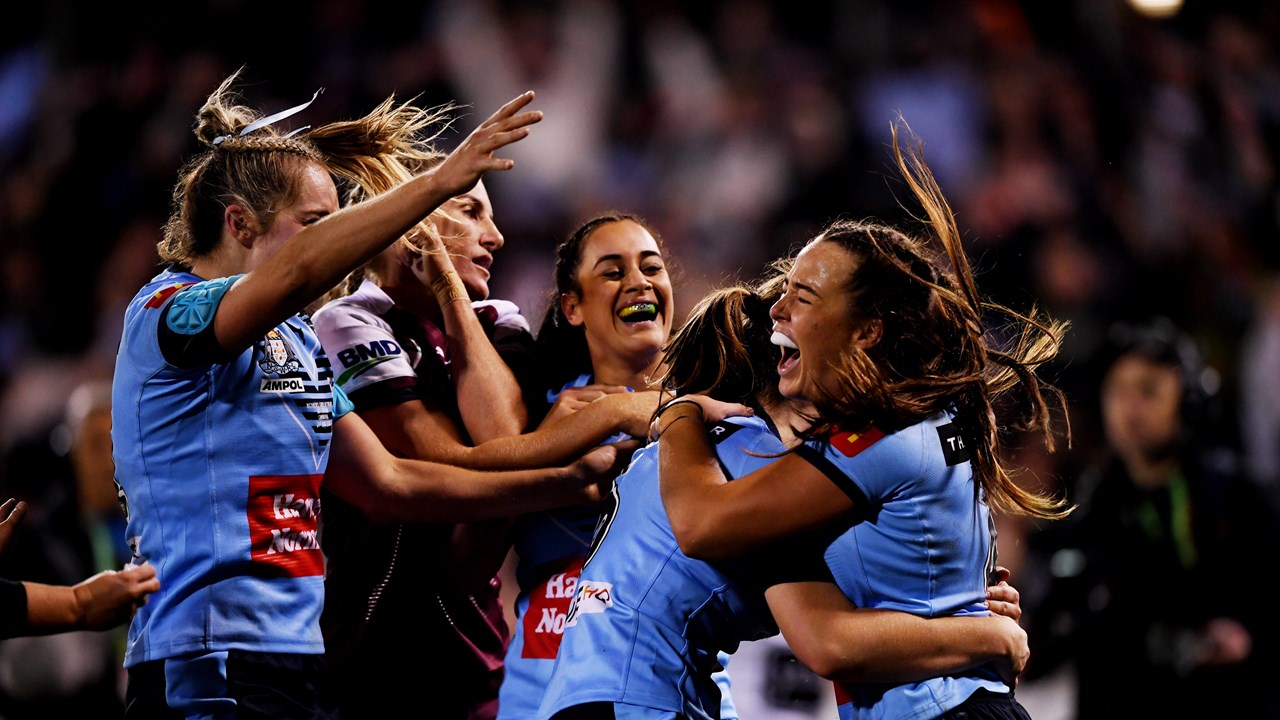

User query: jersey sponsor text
[521,557,584,659]
[564,579,614,627]
[247,474,325,577]
[260,377,306,393]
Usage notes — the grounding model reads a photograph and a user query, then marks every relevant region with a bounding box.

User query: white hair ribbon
[213,88,324,146]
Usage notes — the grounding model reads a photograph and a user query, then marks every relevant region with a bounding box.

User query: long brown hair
[655,266,785,406]
[803,125,1071,520]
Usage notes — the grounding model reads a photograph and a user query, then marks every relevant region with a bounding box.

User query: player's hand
[0,498,27,555]
[985,567,1021,623]
[649,394,752,440]
[427,91,541,199]
[989,614,1029,687]
[567,439,641,504]
[540,384,630,428]
[73,563,161,631]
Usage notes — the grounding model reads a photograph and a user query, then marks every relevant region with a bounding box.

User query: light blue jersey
[112,269,349,666]
[796,412,1009,720]
[498,374,620,719]
[536,414,784,720]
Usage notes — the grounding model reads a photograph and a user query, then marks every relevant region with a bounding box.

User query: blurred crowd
[1,0,1278,716]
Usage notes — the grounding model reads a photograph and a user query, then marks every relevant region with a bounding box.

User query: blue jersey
[796,412,1008,720]
[111,269,348,666]
[536,414,783,720]
[498,374,623,719]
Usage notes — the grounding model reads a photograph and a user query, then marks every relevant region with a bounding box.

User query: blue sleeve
[157,274,244,367]
[333,383,355,420]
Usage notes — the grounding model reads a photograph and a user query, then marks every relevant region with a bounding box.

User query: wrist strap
[658,397,705,419]
[431,273,469,307]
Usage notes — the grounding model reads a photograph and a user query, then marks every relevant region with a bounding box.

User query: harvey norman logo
[261,377,306,393]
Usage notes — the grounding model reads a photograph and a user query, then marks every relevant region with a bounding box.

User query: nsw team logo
[257,329,301,375]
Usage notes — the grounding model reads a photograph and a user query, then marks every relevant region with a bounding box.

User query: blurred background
[1,0,1278,717]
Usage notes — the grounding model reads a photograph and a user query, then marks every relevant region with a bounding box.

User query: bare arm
[19,564,161,637]
[211,93,542,355]
[444,301,527,440]
[411,241,527,441]
[323,411,622,523]
[656,402,853,560]
[767,581,1028,686]
[360,390,661,469]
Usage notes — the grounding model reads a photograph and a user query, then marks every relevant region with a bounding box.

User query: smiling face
[561,219,674,374]
[769,240,867,403]
[430,179,503,300]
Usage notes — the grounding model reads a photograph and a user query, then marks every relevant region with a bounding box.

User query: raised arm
[409,226,528,440]
[213,93,542,355]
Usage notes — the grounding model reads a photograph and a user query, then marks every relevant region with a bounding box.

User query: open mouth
[618,302,659,324]
[772,331,800,373]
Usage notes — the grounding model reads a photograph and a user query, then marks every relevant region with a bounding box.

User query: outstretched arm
[359,389,662,470]
[5,564,161,639]
[323,411,625,523]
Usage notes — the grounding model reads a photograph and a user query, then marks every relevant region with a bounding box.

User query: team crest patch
[830,427,886,457]
[258,329,301,375]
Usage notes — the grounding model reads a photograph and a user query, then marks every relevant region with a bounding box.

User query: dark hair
[533,212,671,392]
[657,264,786,406]
[1102,316,1218,431]
[800,124,1072,520]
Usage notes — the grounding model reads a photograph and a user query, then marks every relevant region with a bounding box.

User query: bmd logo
[335,340,404,386]
[336,340,402,368]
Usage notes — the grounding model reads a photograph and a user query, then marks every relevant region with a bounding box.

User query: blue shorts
[124,650,336,720]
